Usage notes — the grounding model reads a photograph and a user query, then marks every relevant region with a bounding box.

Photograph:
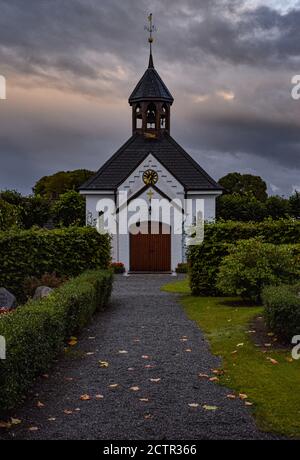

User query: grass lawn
[162,277,300,438]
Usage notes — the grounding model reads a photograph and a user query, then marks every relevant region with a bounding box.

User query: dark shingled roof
[129,55,174,105]
[80,133,222,192]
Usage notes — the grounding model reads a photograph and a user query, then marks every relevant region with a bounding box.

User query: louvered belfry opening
[129,52,174,138]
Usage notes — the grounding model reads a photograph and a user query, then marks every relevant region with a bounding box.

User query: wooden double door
[130,222,171,272]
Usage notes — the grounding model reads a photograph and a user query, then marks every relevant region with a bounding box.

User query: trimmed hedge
[189,220,300,296]
[263,284,300,342]
[0,227,111,300]
[0,269,113,410]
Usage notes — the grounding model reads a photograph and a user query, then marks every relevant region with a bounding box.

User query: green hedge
[0,269,113,410]
[189,220,300,295]
[263,284,300,342]
[0,227,111,300]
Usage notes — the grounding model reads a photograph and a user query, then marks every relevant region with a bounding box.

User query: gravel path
[1,275,277,440]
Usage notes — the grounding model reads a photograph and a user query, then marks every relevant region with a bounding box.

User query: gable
[118,153,184,202]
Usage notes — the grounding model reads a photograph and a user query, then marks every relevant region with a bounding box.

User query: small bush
[0,269,113,410]
[176,263,189,274]
[189,219,300,295]
[0,227,111,300]
[216,239,300,303]
[110,262,125,274]
[263,284,300,342]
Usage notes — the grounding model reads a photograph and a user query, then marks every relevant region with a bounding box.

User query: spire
[146,13,155,68]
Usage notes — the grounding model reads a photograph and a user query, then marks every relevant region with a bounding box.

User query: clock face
[143,169,158,186]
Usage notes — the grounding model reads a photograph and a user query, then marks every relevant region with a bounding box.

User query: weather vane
[145,13,157,54]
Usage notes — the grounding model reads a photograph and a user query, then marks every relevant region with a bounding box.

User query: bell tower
[129,14,174,138]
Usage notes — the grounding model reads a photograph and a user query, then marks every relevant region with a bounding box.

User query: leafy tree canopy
[33,169,95,200]
[219,172,268,202]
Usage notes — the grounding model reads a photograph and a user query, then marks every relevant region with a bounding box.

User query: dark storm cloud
[0,0,300,195]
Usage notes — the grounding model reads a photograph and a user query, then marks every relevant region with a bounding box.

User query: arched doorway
[130,222,171,272]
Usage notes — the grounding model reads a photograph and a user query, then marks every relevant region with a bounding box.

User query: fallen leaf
[42,374,49,379]
[144,364,155,369]
[212,369,224,376]
[144,414,153,420]
[11,418,22,425]
[99,360,109,368]
[80,394,91,401]
[109,384,119,389]
[63,410,73,415]
[0,420,11,429]
[286,357,293,363]
[37,401,45,408]
[48,417,56,421]
[64,377,74,382]
[185,348,192,352]
[28,426,39,432]
[75,408,81,412]
[188,403,199,408]
[86,352,95,356]
[267,332,275,337]
[150,378,161,383]
[128,367,135,371]
[239,393,248,400]
[237,343,244,347]
[203,405,218,411]
[198,373,209,379]
[139,398,149,402]
[209,377,219,382]
[95,394,104,400]
[68,340,77,347]
[226,394,236,400]
[247,330,256,334]
[142,355,150,359]
[88,337,95,340]
[231,350,238,355]
[264,343,272,347]
[180,338,188,342]
[245,401,253,406]
[118,350,128,354]
[130,386,140,392]
[267,357,279,365]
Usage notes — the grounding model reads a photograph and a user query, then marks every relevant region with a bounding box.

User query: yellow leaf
[203,405,218,411]
[68,340,77,346]
[267,357,279,365]
[11,418,22,425]
[80,394,91,401]
[99,360,109,368]
[239,393,248,400]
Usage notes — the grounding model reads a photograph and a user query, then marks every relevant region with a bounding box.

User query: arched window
[146,103,156,129]
[135,104,142,129]
[160,104,168,129]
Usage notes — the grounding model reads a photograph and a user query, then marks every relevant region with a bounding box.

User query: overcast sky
[0,0,300,196]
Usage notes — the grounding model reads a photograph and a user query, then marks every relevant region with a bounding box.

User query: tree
[265,196,290,220]
[0,198,20,230]
[216,193,266,222]
[219,172,268,202]
[51,190,86,227]
[289,191,300,219]
[0,190,50,229]
[33,169,95,200]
